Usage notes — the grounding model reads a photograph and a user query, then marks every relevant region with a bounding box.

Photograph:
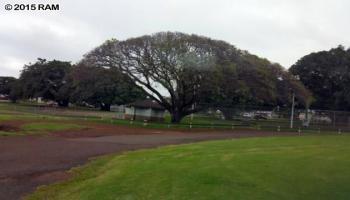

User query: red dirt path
[0,122,299,200]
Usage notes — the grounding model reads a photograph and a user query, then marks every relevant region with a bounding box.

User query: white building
[124,100,165,122]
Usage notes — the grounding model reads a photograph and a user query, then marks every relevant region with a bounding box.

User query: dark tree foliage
[290,46,350,110]
[8,80,22,103]
[0,76,20,103]
[204,53,312,119]
[19,58,72,107]
[82,32,311,123]
[69,64,146,111]
[0,76,17,95]
[272,64,312,107]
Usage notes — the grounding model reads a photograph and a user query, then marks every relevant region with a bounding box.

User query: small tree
[0,76,17,95]
[19,58,72,107]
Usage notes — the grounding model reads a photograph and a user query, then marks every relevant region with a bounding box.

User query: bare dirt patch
[0,124,19,132]
[0,121,24,132]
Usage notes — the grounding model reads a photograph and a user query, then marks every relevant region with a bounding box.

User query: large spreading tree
[82,33,243,122]
[290,46,350,110]
[82,32,311,123]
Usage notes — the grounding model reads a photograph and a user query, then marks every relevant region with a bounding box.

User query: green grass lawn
[21,122,85,132]
[27,135,350,200]
[0,113,38,121]
[0,122,86,136]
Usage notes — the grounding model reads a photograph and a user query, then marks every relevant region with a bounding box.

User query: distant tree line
[1,59,145,111]
[1,32,347,122]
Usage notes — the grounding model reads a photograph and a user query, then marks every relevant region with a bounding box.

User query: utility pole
[290,92,295,129]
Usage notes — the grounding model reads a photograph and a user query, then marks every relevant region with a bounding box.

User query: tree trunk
[10,98,17,103]
[221,108,235,120]
[170,110,184,123]
[100,103,111,111]
[57,100,69,107]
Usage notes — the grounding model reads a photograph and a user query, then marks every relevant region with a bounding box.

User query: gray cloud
[1,0,350,77]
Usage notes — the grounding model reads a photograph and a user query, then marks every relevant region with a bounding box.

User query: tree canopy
[82,32,311,122]
[19,58,72,107]
[0,76,17,96]
[0,76,21,103]
[82,33,240,122]
[290,46,350,110]
[69,63,146,111]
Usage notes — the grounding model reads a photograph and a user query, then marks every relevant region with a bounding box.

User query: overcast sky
[1,0,349,77]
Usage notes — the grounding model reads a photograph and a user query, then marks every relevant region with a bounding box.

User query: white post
[190,103,195,121]
[290,92,295,129]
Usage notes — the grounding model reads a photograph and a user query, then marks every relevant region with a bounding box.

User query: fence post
[277,126,280,132]
[298,127,301,135]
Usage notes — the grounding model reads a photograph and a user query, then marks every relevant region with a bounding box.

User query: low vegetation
[27,135,350,200]
[21,122,84,132]
[0,123,86,136]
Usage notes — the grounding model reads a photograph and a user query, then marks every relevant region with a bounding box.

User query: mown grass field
[22,122,84,132]
[0,122,86,136]
[27,135,350,200]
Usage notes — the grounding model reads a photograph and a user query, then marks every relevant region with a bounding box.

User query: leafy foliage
[290,46,350,110]
[0,76,17,95]
[19,58,72,106]
[69,64,145,111]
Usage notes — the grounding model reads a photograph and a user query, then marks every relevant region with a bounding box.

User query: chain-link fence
[0,103,116,119]
[187,105,350,132]
[1,102,349,132]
